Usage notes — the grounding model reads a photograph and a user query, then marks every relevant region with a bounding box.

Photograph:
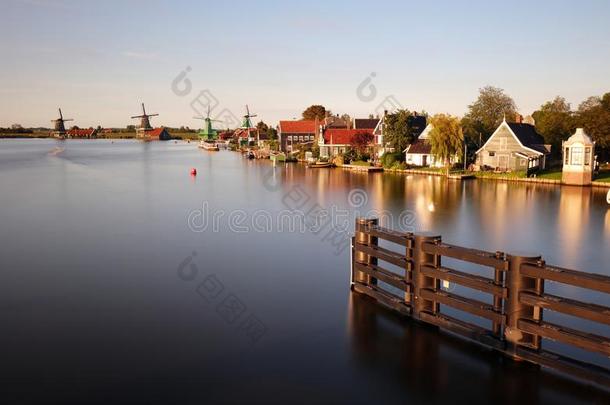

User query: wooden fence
[350,218,610,389]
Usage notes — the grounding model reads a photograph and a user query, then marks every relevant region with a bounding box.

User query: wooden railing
[350,218,610,389]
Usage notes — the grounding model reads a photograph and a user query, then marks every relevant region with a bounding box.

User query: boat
[307,161,334,168]
[247,150,255,160]
[198,140,220,151]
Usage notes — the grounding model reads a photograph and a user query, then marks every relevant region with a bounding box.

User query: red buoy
[190,168,197,176]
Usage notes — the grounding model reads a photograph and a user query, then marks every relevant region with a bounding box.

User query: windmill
[131,103,159,138]
[240,105,257,146]
[193,106,221,141]
[51,108,73,138]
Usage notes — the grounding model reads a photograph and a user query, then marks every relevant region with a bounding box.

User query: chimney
[515,113,523,124]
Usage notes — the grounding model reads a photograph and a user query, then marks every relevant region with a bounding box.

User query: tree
[463,86,517,144]
[531,97,574,157]
[302,105,327,120]
[256,120,269,133]
[267,126,278,140]
[350,131,374,158]
[428,114,464,175]
[575,92,610,160]
[383,109,413,152]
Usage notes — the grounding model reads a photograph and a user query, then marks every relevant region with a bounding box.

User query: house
[323,114,350,129]
[137,127,172,141]
[475,115,550,171]
[562,128,595,186]
[354,118,379,130]
[278,120,318,152]
[318,128,375,158]
[403,124,458,167]
[373,111,427,157]
[67,128,97,138]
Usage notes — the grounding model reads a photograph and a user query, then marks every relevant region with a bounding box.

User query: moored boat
[198,141,220,151]
[307,161,334,168]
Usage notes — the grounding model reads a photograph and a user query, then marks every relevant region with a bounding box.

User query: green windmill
[194,106,221,141]
[240,104,257,146]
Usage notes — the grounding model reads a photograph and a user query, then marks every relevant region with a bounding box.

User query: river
[1,139,609,403]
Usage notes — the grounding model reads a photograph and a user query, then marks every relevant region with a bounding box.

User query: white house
[403,124,457,167]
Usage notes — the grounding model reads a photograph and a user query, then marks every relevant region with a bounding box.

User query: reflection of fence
[350,218,610,388]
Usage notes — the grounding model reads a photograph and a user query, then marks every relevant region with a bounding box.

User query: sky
[1,0,610,128]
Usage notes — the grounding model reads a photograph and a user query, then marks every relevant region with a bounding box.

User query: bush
[381,152,404,168]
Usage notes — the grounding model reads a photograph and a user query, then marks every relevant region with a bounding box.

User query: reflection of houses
[475,115,550,171]
[278,120,318,152]
[403,124,457,167]
[319,128,375,158]
[562,128,595,186]
[67,128,97,138]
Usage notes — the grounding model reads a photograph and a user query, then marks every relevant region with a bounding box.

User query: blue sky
[1,0,609,128]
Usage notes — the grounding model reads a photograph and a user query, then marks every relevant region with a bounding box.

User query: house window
[500,138,507,150]
[585,147,591,166]
[287,136,292,141]
[299,136,304,142]
[571,147,583,165]
[564,148,569,165]
[488,151,495,157]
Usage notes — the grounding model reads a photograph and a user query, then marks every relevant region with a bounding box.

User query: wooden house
[404,124,458,167]
[318,128,375,158]
[475,116,550,171]
[278,120,318,152]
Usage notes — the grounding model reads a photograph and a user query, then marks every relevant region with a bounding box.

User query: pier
[351,218,610,389]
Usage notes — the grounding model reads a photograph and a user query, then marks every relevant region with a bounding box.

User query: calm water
[1,139,609,404]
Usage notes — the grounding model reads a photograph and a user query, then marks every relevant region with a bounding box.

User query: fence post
[412,233,441,320]
[354,218,379,286]
[505,252,543,356]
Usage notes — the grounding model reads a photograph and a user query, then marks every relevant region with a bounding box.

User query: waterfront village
[3,87,610,188]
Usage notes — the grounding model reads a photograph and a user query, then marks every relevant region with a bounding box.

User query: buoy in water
[190,168,197,176]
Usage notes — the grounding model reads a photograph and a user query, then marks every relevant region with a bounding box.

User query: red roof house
[278,119,319,152]
[319,128,375,158]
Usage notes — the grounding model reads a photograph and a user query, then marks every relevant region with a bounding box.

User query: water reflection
[348,292,610,404]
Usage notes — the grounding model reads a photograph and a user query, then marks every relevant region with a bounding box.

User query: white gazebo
[562,128,595,186]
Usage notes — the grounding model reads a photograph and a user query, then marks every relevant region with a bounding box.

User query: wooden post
[412,233,441,320]
[505,252,543,355]
[354,218,379,286]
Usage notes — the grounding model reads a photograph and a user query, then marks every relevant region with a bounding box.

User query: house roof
[476,121,549,155]
[147,127,168,137]
[323,128,374,145]
[279,120,317,134]
[354,118,380,129]
[405,138,432,155]
[507,123,546,148]
[409,115,428,136]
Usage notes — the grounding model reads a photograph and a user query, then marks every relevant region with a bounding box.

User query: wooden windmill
[240,104,257,146]
[194,106,221,141]
[51,108,73,138]
[131,103,159,139]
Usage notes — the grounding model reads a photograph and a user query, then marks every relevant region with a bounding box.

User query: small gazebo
[562,128,595,186]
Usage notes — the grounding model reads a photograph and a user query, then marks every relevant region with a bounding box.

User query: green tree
[256,120,269,133]
[531,96,573,157]
[428,114,464,175]
[302,105,327,120]
[463,86,517,144]
[383,109,413,152]
[575,93,610,160]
